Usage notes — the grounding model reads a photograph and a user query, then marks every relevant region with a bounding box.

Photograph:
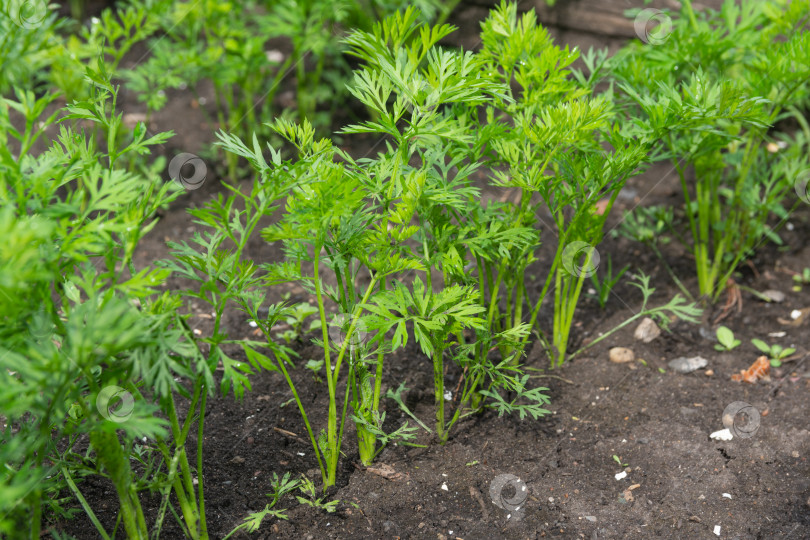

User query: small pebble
[615,471,627,480]
[710,429,733,441]
[714,525,721,536]
[585,516,596,522]
[668,356,708,373]
[705,369,714,376]
[634,317,661,343]
[441,482,448,491]
[266,49,284,63]
[762,289,785,303]
[699,326,716,341]
[722,493,732,499]
[792,310,802,320]
[609,347,635,363]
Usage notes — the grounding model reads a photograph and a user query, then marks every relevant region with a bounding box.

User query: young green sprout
[751,339,796,367]
[715,326,742,351]
[792,268,810,291]
[613,455,629,467]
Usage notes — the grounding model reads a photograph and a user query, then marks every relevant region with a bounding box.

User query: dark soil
[50,7,810,540]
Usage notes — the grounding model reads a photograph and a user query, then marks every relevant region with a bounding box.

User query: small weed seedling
[792,268,810,291]
[222,473,300,538]
[296,476,339,513]
[276,302,321,344]
[613,455,629,468]
[751,339,796,367]
[568,273,702,359]
[715,326,742,351]
[305,359,325,382]
[589,255,630,309]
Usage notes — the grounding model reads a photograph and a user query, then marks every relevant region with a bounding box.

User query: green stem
[682,0,699,32]
[196,390,208,539]
[433,346,446,441]
[89,430,148,539]
[61,466,111,540]
[313,245,337,487]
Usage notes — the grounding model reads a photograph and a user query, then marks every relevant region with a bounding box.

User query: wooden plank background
[447,0,727,53]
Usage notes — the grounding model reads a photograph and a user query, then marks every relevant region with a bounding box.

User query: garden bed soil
[55,132,810,540]
[53,3,810,538]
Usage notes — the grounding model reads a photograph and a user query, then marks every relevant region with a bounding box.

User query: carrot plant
[171,117,428,487]
[342,6,553,437]
[0,59,267,538]
[608,0,810,302]
[451,1,653,367]
[0,72,205,538]
[181,8,555,487]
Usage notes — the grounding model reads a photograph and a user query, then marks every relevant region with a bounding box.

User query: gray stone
[668,356,708,373]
